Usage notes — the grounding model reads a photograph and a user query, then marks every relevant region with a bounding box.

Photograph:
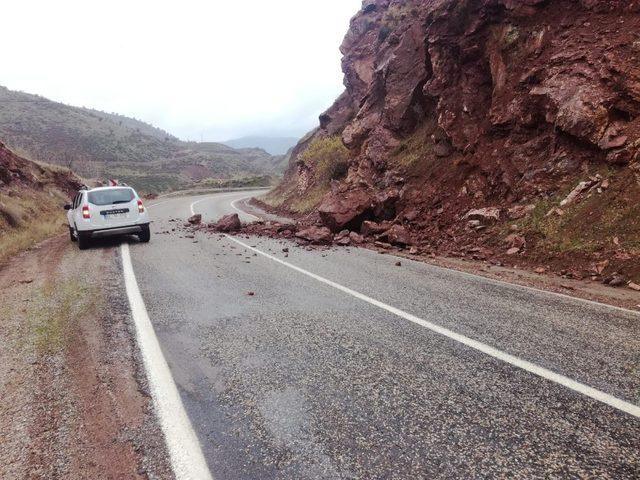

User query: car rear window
[87,188,135,206]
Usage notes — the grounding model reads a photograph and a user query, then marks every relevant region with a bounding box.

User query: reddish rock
[318,189,372,232]
[361,220,392,237]
[213,213,241,232]
[349,231,364,244]
[378,225,413,246]
[295,226,333,244]
[187,214,202,225]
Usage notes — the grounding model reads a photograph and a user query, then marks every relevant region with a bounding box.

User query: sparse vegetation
[0,190,68,266]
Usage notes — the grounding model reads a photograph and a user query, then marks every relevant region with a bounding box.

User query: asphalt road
[129,190,640,479]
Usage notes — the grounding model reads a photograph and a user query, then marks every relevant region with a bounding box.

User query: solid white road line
[190,192,243,216]
[224,235,640,419]
[121,243,214,480]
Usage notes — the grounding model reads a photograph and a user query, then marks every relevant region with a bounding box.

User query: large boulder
[213,213,241,232]
[187,213,202,225]
[318,190,373,232]
[378,224,413,246]
[295,226,333,244]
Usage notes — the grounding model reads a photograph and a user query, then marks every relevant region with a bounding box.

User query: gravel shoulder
[0,235,173,479]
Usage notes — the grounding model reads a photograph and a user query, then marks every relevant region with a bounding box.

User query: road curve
[128,190,639,479]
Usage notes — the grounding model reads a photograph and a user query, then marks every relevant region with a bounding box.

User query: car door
[67,192,80,227]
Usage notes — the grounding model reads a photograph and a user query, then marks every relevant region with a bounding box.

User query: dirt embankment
[265,0,640,287]
[0,236,173,479]
[0,141,82,265]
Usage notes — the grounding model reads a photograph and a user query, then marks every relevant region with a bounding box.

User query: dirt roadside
[0,235,173,479]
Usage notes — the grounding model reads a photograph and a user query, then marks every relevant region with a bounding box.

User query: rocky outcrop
[267,0,640,282]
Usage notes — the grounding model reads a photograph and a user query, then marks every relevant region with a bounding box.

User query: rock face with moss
[266,0,640,282]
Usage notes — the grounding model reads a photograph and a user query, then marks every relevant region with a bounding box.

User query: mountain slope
[0,86,278,192]
[266,0,640,283]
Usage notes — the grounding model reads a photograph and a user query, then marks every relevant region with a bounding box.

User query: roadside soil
[0,235,173,479]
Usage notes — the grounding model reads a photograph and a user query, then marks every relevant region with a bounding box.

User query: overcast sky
[0,0,361,141]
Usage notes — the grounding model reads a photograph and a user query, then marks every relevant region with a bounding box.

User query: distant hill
[223,136,300,155]
[0,86,281,193]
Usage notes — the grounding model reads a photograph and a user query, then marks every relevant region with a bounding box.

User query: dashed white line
[224,234,640,419]
[121,243,213,480]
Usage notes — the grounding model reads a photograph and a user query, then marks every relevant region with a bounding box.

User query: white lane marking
[224,235,640,418]
[190,192,259,218]
[230,197,259,221]
[190,192,240,216]
[147,199,173,209]
[121,244,214,480]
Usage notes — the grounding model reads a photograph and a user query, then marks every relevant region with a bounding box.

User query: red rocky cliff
[267,0,640,282]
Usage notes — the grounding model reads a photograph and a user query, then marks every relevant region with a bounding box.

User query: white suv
[64,185,151,249]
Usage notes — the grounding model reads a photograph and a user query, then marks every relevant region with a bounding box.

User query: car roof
[85,186,136,193]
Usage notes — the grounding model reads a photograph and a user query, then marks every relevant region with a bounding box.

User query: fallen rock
[378,224,412,246]
[349,231,364,244]
[295,226,333,244]
[504,234,526,249]
[318,189,372,232]
[559,180,597,207]
[187,214,202,225]
[507,204,535,220]
[628,282,640,291]
[395,261,402,267]
[212,213,242,232]
[506,247,521,255]
[361,220,392,237]
[464,207,501,225]
[604,274,627,287]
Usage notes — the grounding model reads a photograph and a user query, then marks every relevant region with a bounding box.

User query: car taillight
[82,205,90,219]
[137,199,145,213]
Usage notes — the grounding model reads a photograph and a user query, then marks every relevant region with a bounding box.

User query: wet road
[129,190,640,479]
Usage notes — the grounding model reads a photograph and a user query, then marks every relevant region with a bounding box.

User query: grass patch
[517,173,640,254]
[16,280,98,354]
[0,190,68,266]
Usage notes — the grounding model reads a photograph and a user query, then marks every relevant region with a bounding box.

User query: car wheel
[77,230,90,250]
[138,225,151,243]
[69,226,77,242]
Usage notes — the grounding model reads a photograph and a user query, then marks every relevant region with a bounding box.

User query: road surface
[126,190,639,479]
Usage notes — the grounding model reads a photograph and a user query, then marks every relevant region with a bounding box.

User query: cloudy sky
[0,0,361,141]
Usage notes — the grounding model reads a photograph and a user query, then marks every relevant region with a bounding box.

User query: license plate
[106,213,126,219]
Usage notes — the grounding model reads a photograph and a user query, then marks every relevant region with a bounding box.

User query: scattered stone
[282,247,289,253]
[187,213,202,225]
[606,274,627,287]
[507,204,535,220]
[628,282,640,291]
[534,267,546,274]
[295,226,333,244]
[464,207,501,225]
[349,231,364,244]
[545,207,565,217]
[506,247,521,255]
[19,278,33,284]
[409,246,419,255]
[395,261,402,267]
[247,291,255,296]
[378,224,412,246]
[559,180,597,207]
[213,213,242,233]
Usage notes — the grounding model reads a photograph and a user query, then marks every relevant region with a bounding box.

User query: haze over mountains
[0,86,286,192]
[222,136,299,156]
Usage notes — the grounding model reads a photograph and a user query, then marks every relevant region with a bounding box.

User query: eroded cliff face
[268,0,640,280]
